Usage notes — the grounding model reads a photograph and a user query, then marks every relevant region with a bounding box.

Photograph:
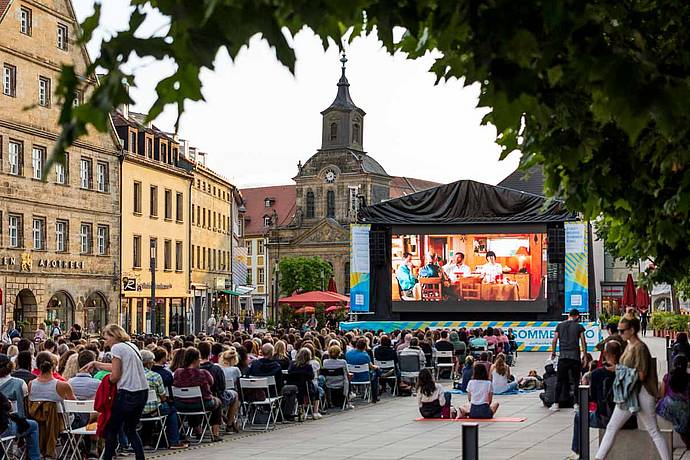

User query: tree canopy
[57,0,690,285]
[278,256,333,296]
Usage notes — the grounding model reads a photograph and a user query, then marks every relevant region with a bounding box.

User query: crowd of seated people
[0,320,528,458]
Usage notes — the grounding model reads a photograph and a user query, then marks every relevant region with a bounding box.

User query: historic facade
[112,109,192,335]
[0,0,121,335]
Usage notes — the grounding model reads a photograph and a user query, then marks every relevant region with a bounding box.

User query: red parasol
[279,290,348,306]
[635,286,651,313]
[327,277,337,293]
[622,273,637,310]
[325,304,349,313]
[294,306,315,315]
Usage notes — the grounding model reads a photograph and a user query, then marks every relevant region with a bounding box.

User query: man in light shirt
[443,252,471,282]
[479,251,504,283]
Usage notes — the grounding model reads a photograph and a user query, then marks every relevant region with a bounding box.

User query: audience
[417,368,455,419]
[458,362,499,419]
[345,338,381,403]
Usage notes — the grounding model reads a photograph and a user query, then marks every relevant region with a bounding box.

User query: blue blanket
[449,388,538,395]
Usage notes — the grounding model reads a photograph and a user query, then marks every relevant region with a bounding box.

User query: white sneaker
[345,404,355,410]
[549,404,559,412]
[313,413,323,420]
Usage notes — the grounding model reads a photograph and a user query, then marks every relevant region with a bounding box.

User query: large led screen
[392,232,547,306]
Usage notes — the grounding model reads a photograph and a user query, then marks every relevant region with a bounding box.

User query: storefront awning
[222,285,255,296]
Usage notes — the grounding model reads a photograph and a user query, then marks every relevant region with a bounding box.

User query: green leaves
[279,256,333,296]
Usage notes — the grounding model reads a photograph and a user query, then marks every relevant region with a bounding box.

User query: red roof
[389,176,442,198]
[0,0,13,23]
[240,184,296,236]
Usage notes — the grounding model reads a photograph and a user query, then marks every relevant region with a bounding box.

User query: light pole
[150,244,156,335]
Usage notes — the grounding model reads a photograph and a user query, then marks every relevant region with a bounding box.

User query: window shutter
[88,162,93,189]
[18,216,24,248]
[18,144,24,176]
[104,164,110,192]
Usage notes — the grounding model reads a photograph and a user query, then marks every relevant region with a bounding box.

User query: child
[458,362,499,419]
[416,368,456,419]
[460,356,474,391]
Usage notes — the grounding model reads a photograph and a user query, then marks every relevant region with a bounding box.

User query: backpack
[599,373,637,429]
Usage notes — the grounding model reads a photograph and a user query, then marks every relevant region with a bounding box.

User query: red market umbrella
[635,286,651,312]
[279,290,348,306]
[327,277,337,293]
[325,304,349,313]
[294,306,315,315]
[622,273,637,310]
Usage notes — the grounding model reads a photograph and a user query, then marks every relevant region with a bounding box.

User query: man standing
[550,308,587,410]
[640,310,649,336]
[206,314,217,336]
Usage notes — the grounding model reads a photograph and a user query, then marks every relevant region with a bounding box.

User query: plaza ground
[150,336,690,460]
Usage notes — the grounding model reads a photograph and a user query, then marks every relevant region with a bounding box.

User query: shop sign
[122,277,138,292]
[601,285,624,297]
[0,253,85,272]
[140,282,173,290]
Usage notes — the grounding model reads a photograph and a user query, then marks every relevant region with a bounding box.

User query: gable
[292,219,349,245]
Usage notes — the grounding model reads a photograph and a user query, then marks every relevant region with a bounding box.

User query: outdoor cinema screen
[392,232,547,310]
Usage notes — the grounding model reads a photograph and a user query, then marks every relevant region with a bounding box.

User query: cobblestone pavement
[148,335,690,460]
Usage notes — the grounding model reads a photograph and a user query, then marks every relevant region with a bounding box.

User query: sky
[73,1,521,188]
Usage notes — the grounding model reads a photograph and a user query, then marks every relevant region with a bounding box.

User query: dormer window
[263,215,272,227]
[352,123,360,143]
[329,122,337,141]
[264,198,272,207]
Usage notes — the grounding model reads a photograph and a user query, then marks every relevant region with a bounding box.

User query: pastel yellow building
[113,109,192,335]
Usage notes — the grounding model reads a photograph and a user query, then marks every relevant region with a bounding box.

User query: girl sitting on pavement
[458,362,499,419]
[490,353,518,394]
[416,368,456,419]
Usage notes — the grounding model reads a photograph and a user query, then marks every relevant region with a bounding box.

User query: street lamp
[150,244,156,335]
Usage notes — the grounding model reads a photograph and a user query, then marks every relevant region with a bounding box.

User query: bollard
[578,385,590,460]
[462,423,479,460]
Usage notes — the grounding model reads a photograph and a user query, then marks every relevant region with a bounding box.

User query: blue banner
[564,222,589,314]
[350,224,371,313]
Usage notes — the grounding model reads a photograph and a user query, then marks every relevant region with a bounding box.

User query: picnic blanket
[449,388,538,396]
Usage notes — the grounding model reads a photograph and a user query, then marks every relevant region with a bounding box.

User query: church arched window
[330,122,338,141]
[306,190,315,218]
[326,190,335,218]
[352,123,360,143]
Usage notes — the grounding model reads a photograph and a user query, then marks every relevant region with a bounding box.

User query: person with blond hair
[490,353,518,394]
[89,324,148,460]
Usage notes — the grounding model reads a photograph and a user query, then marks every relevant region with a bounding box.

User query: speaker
[370,230,388,267]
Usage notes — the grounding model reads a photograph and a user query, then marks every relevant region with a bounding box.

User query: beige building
[112,109,192,335]
[0,0,121,334]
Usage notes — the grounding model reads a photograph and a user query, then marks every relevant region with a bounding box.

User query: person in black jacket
[0,391,40,460]
[373,336,402,393]
[539,363,558,407]
[287,348,321,420]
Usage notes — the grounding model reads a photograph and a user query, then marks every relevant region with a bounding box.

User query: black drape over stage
[359,180,574,225]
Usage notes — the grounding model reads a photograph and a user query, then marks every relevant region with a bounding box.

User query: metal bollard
[666,335,670,349]
[462,423,479,460]
[578,385,590,460]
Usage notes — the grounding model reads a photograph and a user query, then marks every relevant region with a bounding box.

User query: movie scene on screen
[392,233,547,303]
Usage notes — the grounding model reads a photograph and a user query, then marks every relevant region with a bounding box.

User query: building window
[329,122,337,141]
[264,198,272,207]
[31,146,45,180]
[79,223,92,254]
[38,76,51,107]
[175,192,183,222]
[352,123,360,143]
[96,162,109,192]
[55,153,68,184]
[150,186,158,217]
[164,240,172,270]
[306,190,315,218]
[258,239,265,255]
[97,225,108,255]
[164,189,172,220]
[197,206,201,226]
[246,240,252,256]
[3,64,16,97]
[133,181,142,214]
[19,7,31,35]
[129,131,137,153]
[263,215,271,227]
[191,204,195,224]
[197,246,201,270]
[348,186,359,216]
[344,262,351,293]
[161,143,167,163]
[133,235,141,268]
[258,267,265,285]
[326,190,335,218]
[150,238,157,269]
[8,140,22,176]
[175,241,183,271]
[55,220,68,252]
[32,217,45,250]
[57,23,68,50]
[73,90,83,106]
[80,158,92,189]
[247,269,252,285]
[8,214,22,248]
[146,138,153,158]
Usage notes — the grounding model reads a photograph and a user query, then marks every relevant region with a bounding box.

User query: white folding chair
[0,435,17,460]
[434,350,455,380]
[375,359,398,396]
[238,378,282,432]
[347,364,371,403]
[321,367,348,410]
[62,400,97,460]
[399,354,421,390]
[138,389,169,451]
[172,386,212,444]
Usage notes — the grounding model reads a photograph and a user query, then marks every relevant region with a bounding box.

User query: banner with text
[350,224,371,313]
[564,221,589,315]
[339,320,601,352]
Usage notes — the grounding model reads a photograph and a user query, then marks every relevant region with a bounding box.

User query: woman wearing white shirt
[458,362,500,419]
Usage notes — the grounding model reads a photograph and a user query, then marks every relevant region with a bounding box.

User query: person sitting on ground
[172,348,223,442]
[399,337,426,368]
[416,368,456,419]
[140,349,188,449]
[539,362,558,408]
[517,369,543,390]
[475,351,492,375]
[458,362,499,419]
[490,353,518,394]
[345,338,381,403]
[288,348,322,420]
[11,350,36,384]
[656,355,690,448]
[460,356,474,392]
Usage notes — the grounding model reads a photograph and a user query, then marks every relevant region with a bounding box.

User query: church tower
[320,55,365,152]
